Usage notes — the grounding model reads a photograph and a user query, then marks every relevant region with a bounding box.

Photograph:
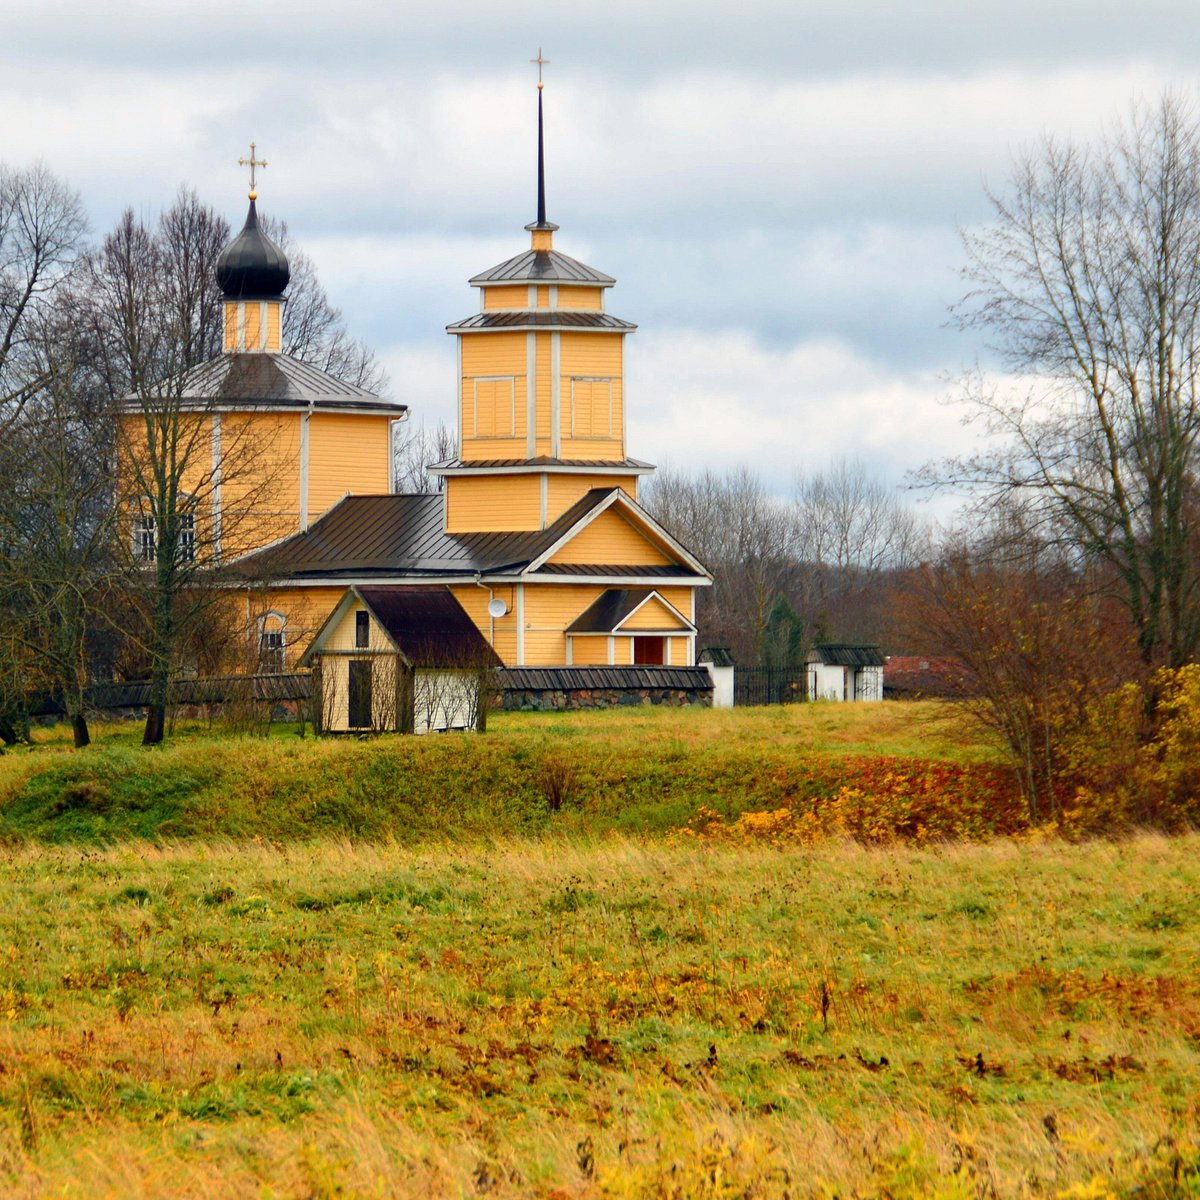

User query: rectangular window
[259,630,284,673]
[355,610,370,649]
[471,377,517,438]
[135,513,156,562]
[570,377,614,438]
[178,510,196,563]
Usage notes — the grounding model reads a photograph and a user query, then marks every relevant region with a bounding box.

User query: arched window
[258,611,287,674]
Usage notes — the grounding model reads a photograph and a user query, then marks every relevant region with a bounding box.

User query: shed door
[348,660,373,729]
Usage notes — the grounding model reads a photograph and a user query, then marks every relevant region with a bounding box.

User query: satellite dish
[487,598,509,618]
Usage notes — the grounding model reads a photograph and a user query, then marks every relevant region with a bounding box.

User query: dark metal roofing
[565,588,655,633]
[469,248,615,287]
[239,488,617,578]
[216,199,290,300]
[809,643,887,668]
[447,311,635,332]
[429,456,654,472]
[499,666,712,692]
[162,353,405,412]
[357,586,501,669]
[698,646,736,667]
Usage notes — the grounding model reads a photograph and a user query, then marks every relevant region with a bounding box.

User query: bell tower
[432,54,653,533]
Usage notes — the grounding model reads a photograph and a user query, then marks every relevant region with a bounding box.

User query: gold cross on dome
[530,48,549,88]
[238,142,268,197]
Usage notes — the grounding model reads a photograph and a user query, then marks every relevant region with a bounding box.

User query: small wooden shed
[299,586,500,734]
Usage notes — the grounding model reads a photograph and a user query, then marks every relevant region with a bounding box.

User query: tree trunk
[71,711,90,749]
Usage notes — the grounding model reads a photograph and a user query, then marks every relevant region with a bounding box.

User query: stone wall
[501,685,710,711]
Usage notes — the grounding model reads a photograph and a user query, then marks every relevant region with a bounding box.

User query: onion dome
[216,199,289,300]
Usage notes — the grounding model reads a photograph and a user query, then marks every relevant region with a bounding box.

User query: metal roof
[809,643,887,668]
[534,563,697,578]
[428,456,654,473]
[498,666,712,692]
[154,353,405,413]
[447,311,635,332]
[240,489,616,578]
[469,249,615,287]
[216,199,289,300]
[565,589,656,633]
[357,586,501,669]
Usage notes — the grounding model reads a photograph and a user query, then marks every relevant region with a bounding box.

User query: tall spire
[526,49,558,242]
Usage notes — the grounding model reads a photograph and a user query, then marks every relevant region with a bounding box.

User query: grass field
[0,705,1196,1196]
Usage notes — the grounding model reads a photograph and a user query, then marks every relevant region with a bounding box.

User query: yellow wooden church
[159,78,711,700]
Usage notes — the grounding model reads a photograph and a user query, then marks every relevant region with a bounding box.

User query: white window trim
[569,376,615,439]
[470,376,518,439]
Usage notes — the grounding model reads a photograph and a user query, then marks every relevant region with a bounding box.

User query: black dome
[216,199,289,299]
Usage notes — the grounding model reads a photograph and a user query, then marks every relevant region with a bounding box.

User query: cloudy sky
[5,0,1200,513]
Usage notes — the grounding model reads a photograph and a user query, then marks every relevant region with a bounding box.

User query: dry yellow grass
[0,834,1194,1196]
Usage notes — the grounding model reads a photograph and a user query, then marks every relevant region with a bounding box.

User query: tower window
[258,613,286,673]
[471,377,517,438]
[570,378,614,438]
[355,610,370,648]
[135,512,156,562]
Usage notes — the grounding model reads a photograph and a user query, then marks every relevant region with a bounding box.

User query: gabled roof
[565,589,695,634]
[447,312,635,332]
[143,353,405,413]
[233,487,711,584]
[469,248,615,287]
[808,643,886,668]
[428,456,654,474]
[300,585,500,670]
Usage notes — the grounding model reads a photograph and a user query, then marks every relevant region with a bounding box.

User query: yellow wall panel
[547,509,672,566]
[307,413,392,520]
[450,583,518,665]
[535,333,552,455]
[243,304,261,349]
[461,332,526,375]
[558,287,603,311]
[621,595,690,631]
[483,285,529,311]
[668,635,691,666]
[446,474,540,532]
[559,334,623,376]
[546,475,636,523]
[569,636,610,666]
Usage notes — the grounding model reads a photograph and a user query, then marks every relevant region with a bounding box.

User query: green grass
[0,835,1195,1196]
[0,702,1007,845]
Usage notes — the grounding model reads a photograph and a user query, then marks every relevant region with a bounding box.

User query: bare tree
[0,162,87,424]
[393,420,455,494]
[643,466,797,661]
[945,93,1200,669]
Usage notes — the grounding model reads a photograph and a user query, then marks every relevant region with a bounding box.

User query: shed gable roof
[565,589,695,634]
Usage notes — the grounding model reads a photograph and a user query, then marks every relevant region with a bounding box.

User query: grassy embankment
[0,702,1017,844]
[0,705,1195,1196]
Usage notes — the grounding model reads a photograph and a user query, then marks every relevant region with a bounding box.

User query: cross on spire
[530,48,549,89]
[238,142,268,199]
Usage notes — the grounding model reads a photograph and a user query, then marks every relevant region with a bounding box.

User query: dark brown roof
[809,643,887,668]
[239,489,617,578]
[565,589,654,633]
[469,249,615,286]
[499,666,711,692]
[158,353,404,412]
[429,456,654,472]
[358,587,501,669]
[447,311,635,332]
[534,563,697,578]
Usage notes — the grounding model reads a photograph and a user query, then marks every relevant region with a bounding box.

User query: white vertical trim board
[210,413,223,560]
[606,634,615,666]
[299,411,311,531]
[528,285,537,308]
[550,332,561,457]
[548,285,558,309]
[516,584,526,665]
[539,473,548,529]
[526,333,537,457]
[259,302,268,349]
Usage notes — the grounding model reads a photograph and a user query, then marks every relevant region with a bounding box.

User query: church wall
[547,509,673,566]
[621,596,688,631]
[568,637,610,666]
[521,584,606,666]
[558,286,604,311]
[558,333,624,460]
[460,333,528,459]
[307,413,392,520]
[218,411,303,552]
[534,333,553,455]
[445,474,540,533]
[449,583,519,664]
[545,474,636,523]
[482,285,529,310]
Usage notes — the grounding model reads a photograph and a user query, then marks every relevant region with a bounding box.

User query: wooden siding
[223,304,238,352]
[547,509,672,566]
[449,583,518,665]
[546,474,636,523]
[307,413,392,521]
[535,332,553,456]
[521,583,606,666]
[559,286,603,311]
[445,474,540,533]
[482,285,529,311]
[461,333,527,459]
[266,303,282,351]
[569,635,610,666]
[621,595,690,631]
[559,333,624,459]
